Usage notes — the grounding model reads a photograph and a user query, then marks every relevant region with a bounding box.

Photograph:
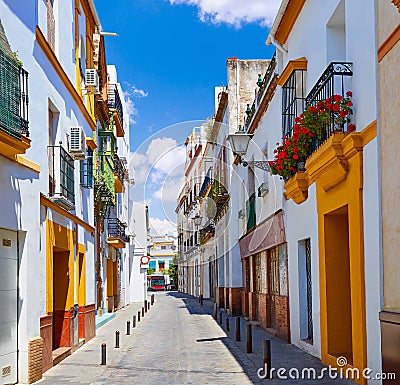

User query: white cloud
[131,85,148,98]
[149,217,177,236]
[124,95,138,125]
[168,0,281,27]
[154,176,185,202]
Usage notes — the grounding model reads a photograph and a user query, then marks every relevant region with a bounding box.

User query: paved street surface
[37,293,355,384]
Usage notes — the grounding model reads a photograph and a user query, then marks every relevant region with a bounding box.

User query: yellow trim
[275,0,306,45]
[46,218,75,313]
[74,0,81,97]
[112,111,124,137]
[76,243,86,306]
[378,24,400,62]
[360,120,377,146]
[284,172,308,203]
[3,154,40,173]
[35,26,96,131]
[106,237,125,249]
[86,137,97,151]
[0,130,31,157]
[278,57,307,86]
[40,194,95,233]
[114,175,124,193]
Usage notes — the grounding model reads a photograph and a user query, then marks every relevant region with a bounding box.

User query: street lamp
[193,215,202,228]
[227,127,271,172]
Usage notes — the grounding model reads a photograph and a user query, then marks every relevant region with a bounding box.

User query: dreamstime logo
[257,357,396,381]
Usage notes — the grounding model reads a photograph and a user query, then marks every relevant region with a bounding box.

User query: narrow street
[38,293,355,385]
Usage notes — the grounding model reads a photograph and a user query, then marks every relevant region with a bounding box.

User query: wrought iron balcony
[305,62,353,153]
[0,51,29,139]
[107,218,129,247]
[113,153,126,192]
[199,167,214,198]
[200,220,215,245]
[48,145,75,210]
[107,84,124,136]
[244,51,277,131]
[94,155,115,206]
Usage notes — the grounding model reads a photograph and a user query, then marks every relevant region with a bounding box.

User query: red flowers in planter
[269,92,356,179]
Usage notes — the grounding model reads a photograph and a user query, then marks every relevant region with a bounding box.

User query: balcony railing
[80,152,93,188]
[107,218,129,243]
[0,51,29,139]
[199,167,214,198]
[95,155,115,205]
[304,62,353,153]
[246,193,256,232]
[107,84,123,127]
[48,145,75,210]
[114,153,126,183]
[244,51,277,131]
[200,220,215,245]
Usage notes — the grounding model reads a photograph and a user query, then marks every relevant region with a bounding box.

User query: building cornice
[278,57,308,86]
[274,0,307,46]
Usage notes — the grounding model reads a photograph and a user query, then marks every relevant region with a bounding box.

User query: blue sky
[95,0,279,235]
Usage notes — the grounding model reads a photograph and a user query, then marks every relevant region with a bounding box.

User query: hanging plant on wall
[269,92,355,179]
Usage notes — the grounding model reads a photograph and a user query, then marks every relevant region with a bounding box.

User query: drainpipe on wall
[266,0,290,54]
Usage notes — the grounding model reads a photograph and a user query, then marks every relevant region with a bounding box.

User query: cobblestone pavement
[36,293,356,385]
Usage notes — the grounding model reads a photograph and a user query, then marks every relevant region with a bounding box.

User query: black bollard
[115,331,120,348]
[137,310,141,322]
[144,300,148,313]
[214,303,217,320]
[200,294,203,305]
[151,294,154,305]
[262,340,272,379]
[127,321,131,335]
[246,323,252,353]
[219,311,223,324]
[101,343,106,364]
[235,317,241,341]
[147,302,150,311]
[132,315,136,328]
[225,317,230,332]
[142,307,144,317]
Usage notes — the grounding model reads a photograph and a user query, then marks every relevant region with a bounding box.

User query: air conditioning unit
[85,69,99,94]
[69,126,86,160]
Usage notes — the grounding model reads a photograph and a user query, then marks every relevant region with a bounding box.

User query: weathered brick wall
[228,288,241,315]
[241,291,249,317]
[216,286,225,308]
[28,337,43,383]
[257,293,267,328]
[248,292,257,320]
[275,295,290,342]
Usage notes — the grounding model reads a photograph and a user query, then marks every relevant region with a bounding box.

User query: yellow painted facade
[284,124,377,384]
[45,216,87,313]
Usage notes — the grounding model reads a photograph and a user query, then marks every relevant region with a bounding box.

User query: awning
[239,210,286,259]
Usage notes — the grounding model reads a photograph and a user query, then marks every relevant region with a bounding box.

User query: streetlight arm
[241,159,271,172]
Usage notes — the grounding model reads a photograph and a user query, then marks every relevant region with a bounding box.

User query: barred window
[282,70,306,137]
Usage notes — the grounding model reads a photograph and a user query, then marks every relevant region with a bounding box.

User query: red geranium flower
[333,95,342,102]
[346,91,353,97]
[326,103,333,110]
[333,104,340,112]
[348,124,356,132]
[340,110,348,118]
[293,154,299,160]
[347,101,353,107]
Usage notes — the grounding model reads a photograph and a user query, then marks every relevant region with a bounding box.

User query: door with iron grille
[269,247,279,330]
[305,239,313,340]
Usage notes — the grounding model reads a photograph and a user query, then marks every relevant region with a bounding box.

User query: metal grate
[305,62,353,153]
[305,238,313,340]
[2,365,11,377]
[282,69,306,138]
[80,151,93,188]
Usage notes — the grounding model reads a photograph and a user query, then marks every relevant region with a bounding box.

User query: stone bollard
[225,317,230,332]
[101,343,106,365]
[235,317,241,341]
[246,323,252,353]
[115,331,120,348]
[262,340,272,379]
